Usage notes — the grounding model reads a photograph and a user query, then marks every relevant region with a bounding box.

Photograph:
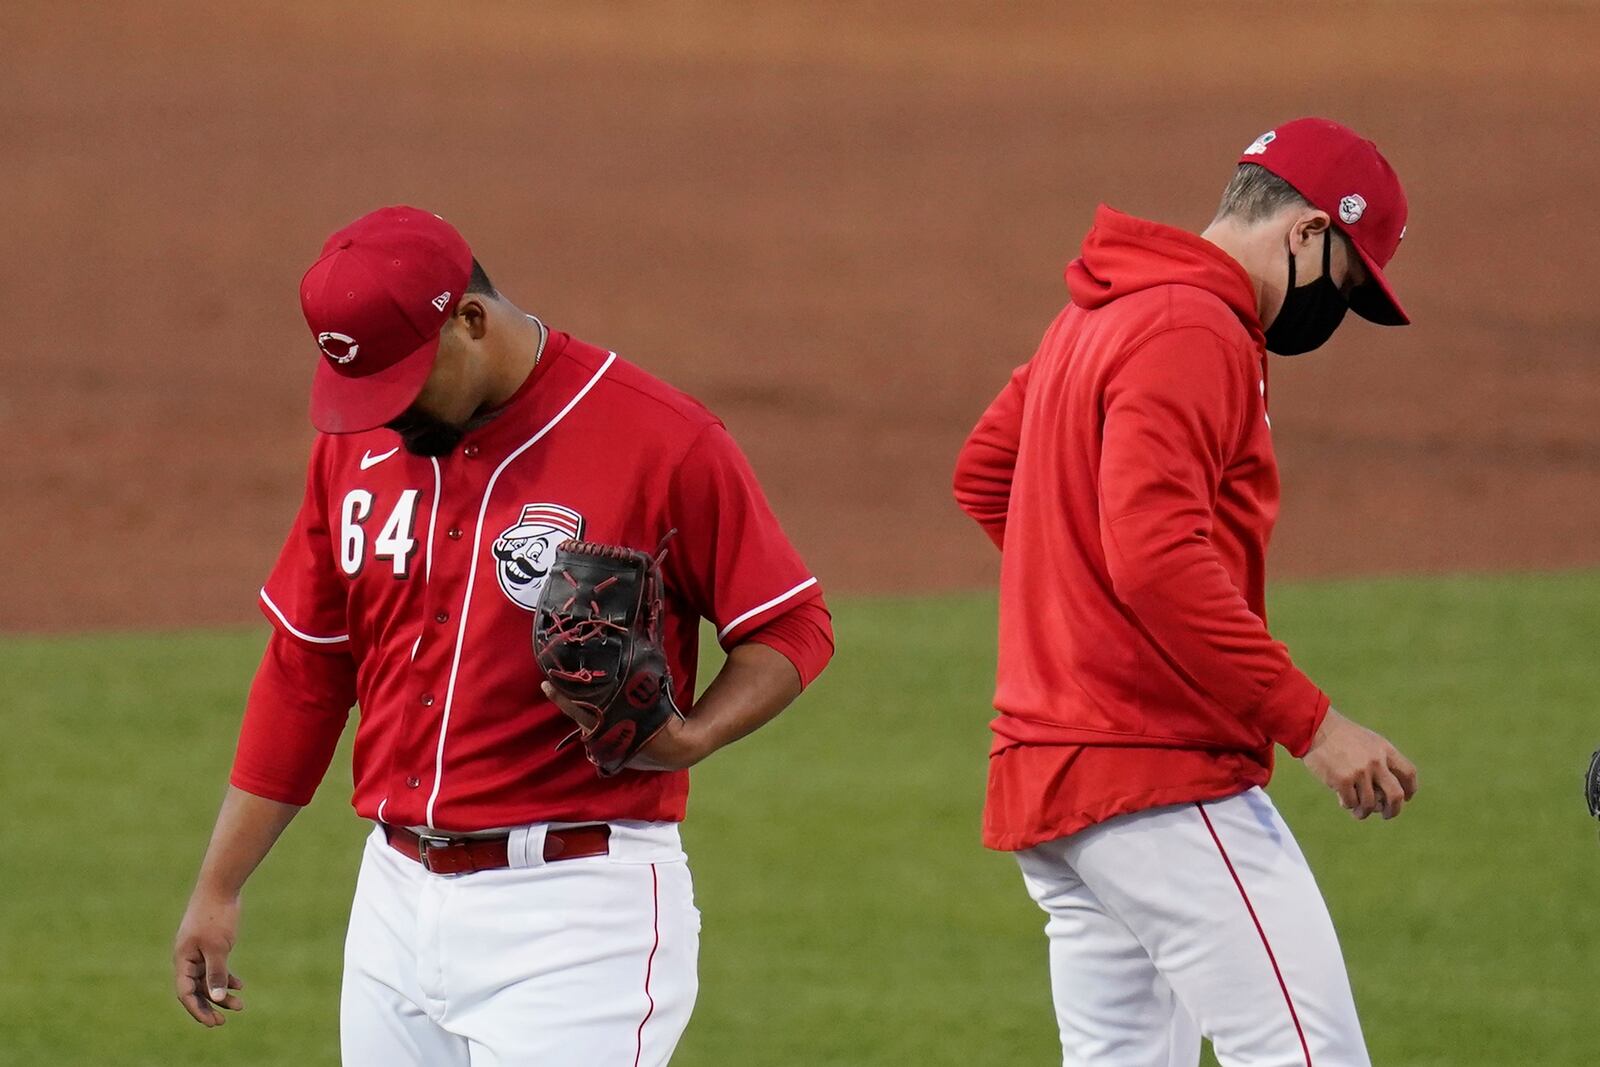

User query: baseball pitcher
[172,206,834,1065]
[953,119,1418,1065]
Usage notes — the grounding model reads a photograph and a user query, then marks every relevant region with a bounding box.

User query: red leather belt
[384,823,611,875]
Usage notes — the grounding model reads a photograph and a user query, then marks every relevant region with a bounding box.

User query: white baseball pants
[1016,787,1370,1067]
[340,822,699,1066]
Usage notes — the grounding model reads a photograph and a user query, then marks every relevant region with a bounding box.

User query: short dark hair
[1212,163,1311,223]
[466,257,497,297]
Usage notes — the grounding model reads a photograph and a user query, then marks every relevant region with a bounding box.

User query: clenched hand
[1301,707,1419,820]
[173,891,245,1026]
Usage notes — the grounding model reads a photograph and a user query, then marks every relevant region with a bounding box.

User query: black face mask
[1264,231,1349,356]
[384,408,465,457]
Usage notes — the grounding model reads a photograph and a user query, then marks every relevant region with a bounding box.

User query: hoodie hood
[1065,205,1264,345]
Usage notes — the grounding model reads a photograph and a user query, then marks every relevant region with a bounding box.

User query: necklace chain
[528,314,547,367]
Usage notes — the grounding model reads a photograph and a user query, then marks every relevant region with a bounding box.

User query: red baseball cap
[1238,117,1410,326]
[299,206,473,433]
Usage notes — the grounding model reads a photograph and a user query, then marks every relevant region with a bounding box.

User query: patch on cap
[1242,130,1277,156]
[1338,193,1367,225]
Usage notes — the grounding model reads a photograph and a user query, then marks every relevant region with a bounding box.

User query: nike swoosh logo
[359,446,400,471]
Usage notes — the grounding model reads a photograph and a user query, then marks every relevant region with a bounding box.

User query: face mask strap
[1287,227,1335,291]
[1267,225,1349,357]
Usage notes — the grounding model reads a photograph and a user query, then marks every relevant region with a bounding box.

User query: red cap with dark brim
[1239,118,1410,326]
[1347,248,1409,326]
[300,206,473,434]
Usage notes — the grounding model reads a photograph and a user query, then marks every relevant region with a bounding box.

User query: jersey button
[421,693,435,707]
[447,527,463,540]
[434,611,449,624]
[463,444,480,458]
[406,776,420,789]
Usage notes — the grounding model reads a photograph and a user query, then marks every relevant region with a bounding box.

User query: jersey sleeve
[953,360,1032,550]
[258,442,352,650]
[1097,328,1329,756]
[666,422,822,648]
[738,594,834,689]
[230,630,356,806]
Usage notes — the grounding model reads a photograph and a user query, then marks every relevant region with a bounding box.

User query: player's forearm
[189,786,303,901]
[953,362,1029,547]
[953,420,1020,547]
[680,642,803,760]
[951,453,1012,548]
[1107,539,1327,755]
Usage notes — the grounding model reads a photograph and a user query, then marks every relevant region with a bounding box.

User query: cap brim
[1348,244,1410,326]
[309,334,440,434]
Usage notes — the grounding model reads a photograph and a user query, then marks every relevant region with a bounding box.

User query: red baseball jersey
[237,329,823,831]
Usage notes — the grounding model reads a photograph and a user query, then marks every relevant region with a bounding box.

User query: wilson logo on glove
[626,672,663,709]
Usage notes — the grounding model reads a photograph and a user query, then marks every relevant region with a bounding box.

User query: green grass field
[4,572,1597,1065]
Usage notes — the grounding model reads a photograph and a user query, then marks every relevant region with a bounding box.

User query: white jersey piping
[424,352,617,827]
[259,587,350,645]
[717,576,819,641]
[424,457,441,581]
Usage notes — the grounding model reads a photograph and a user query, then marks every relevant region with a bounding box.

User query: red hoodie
[954,206,1330,851]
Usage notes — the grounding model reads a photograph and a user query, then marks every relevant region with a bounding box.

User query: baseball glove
[1586,748,1600,821]
[534,534,683,777]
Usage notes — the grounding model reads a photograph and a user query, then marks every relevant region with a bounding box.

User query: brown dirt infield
[3,2,1597,632]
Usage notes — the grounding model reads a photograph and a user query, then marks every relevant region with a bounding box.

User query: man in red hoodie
[953,119,1418,1066]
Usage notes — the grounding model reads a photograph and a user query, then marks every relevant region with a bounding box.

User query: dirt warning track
[2,2,1596,630]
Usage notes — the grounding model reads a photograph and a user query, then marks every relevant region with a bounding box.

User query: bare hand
[541,682,705,771]
[1301,707,1419,820]
[173,891,244,1026]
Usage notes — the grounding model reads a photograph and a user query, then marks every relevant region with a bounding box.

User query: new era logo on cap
[299,206,474,434]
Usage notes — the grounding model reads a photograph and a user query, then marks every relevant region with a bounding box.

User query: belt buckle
[416,833,455,873]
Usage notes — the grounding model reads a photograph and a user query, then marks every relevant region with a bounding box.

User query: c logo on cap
[317,331,360,364]
[1338,194,1367,225]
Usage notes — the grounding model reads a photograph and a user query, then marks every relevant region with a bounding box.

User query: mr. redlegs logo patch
[494,503,586,611]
